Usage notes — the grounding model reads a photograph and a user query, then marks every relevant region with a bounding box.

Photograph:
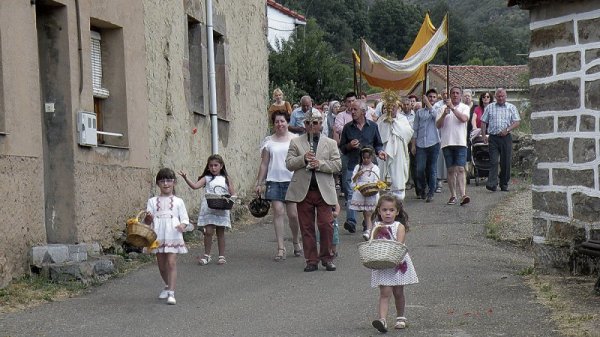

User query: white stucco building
[266,0,306,50]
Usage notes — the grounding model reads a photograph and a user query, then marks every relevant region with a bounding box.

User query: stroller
[468,129,491,186]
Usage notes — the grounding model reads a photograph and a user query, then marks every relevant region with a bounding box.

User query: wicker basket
[206,186,234,210]
[126,210,157,248]
[354,169,383,197]
[357,225,408,270]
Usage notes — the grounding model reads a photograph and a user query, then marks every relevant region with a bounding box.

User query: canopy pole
[359,38,363,95]
[422,63,428,97]
[446,12,450,93]
[353,51,358,93]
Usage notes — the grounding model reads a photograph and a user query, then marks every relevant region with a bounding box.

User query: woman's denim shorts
[265,181,290,202]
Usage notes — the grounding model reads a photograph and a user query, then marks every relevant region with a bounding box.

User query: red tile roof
[428,64,528,90]
[267,0,306,22]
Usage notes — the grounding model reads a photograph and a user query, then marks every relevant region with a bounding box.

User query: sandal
[292,241,303,257]
[274,248,286,261]
[217,256,227,265]
[394,316,406,329]
[372,319,388,333]
[198,254,211,265]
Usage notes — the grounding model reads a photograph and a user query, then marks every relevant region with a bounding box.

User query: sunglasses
[483,95,490,98]
[304,121,320,125]
[158,179,175,184]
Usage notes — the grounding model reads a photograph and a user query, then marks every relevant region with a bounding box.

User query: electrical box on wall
[77,111,97,147]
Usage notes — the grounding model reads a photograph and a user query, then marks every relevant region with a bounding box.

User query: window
[213,30,229,120]
[185,16,205,114]
[90,24,127,147]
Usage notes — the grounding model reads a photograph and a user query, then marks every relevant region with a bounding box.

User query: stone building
[0,0,268,287]
[509,0,600,274]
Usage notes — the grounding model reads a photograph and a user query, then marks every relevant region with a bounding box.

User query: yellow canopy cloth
[354,14,448,90]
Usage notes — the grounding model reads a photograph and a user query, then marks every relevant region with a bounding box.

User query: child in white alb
[350,146,380,241]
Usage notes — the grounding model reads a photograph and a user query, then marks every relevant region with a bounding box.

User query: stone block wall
[526,0,600,274]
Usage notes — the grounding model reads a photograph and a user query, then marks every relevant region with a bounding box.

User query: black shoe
[500,187,509,192]
[343,221,356,233]
[322,261,336,271]
[485,185,497,192]
[303,264,318,272]
[426,195,433,203]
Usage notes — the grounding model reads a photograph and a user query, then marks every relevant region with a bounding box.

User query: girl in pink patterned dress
[370,194,418,333]
[146,168,193,305]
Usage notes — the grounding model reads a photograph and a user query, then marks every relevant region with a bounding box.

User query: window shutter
[91,31,110,98]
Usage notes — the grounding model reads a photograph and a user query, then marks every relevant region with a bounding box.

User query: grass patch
[0,275,89,313]
[526,275,599,337]
[518,266,535,276]
[485,221,501,240]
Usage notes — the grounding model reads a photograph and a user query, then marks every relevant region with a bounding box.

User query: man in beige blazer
[286,107,342,272]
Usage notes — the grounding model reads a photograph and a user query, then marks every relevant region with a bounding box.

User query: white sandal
[395,316,406,329]
[217,256,227,265]
[198,254,211,265]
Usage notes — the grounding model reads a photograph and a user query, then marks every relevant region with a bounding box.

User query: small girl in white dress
[179,154,236,266]
[370,194,418,333]
[146,168,193,305]
[350,146,380,240]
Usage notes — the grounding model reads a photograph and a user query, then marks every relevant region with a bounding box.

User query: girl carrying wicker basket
[370,194,418,333]
[146,168,193,305]
[350,146,381,241]
[179,154,236,266]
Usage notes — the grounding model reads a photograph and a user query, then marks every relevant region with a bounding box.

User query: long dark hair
[478,91,495,107]
[199,154,230,186]
[372,193,409,231]
[359,146,376,166]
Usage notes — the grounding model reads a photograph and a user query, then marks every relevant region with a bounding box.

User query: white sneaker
[362,229,371,241]
[158,288,169,299]
[166,293,176,305]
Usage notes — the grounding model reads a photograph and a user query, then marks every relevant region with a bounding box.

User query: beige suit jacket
[285,134,341,205]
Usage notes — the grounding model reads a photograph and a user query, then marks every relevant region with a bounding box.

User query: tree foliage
[366,0,422,59]
[268,19,353,103]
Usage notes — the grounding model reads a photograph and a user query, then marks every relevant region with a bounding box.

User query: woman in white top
[255,111,302,261]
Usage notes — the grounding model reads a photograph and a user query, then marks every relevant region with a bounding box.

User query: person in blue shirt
[411,89,441,203]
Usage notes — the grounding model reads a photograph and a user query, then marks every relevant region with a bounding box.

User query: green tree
[269,19,353,102]
[366,0,422,59]
[462,41,503,65]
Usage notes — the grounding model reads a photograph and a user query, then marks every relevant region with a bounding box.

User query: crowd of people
[138,86,520,333]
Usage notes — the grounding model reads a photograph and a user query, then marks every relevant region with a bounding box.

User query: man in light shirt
[436,86,470,206]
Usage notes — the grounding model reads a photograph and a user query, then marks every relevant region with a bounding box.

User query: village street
[0,184,559,337]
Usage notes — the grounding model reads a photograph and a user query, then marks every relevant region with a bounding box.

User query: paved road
[0,184,559,337]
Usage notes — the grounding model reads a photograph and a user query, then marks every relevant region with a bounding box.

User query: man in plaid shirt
[480,88,521,192]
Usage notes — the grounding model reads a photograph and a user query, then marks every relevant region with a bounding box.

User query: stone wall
[143,0,269,218]
[525,0,600,274]
[0,0,268,287]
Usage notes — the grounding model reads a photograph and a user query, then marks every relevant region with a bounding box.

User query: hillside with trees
[270,0,529,102]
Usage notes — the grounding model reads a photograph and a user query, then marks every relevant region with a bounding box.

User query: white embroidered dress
[146,195,190,254]
[197,175,232,228]
[350,163,380,211]
[371,221,419,287]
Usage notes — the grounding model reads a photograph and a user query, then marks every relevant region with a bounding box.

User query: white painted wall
[267,6,304,50]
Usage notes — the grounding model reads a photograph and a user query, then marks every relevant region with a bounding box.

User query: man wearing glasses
[480,88,521,192]
[285,108,341,272]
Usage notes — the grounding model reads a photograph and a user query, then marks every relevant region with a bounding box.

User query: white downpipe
[206,0,219,154]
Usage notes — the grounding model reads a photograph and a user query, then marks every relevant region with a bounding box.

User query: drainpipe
[206,0,219,154]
